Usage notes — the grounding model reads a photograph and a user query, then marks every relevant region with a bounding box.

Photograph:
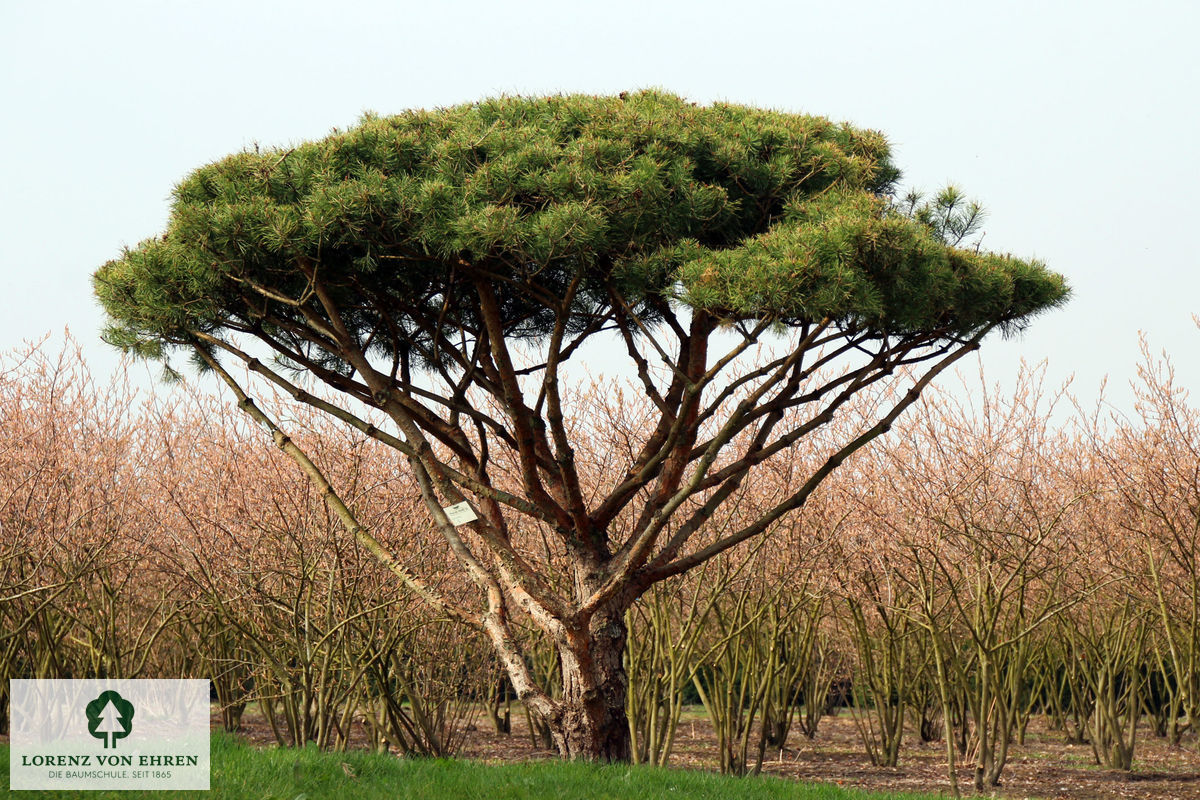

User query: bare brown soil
[225,706,1200,800]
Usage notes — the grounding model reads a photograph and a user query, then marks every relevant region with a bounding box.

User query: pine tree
[96,700,124,749]
[94,92,1068,760]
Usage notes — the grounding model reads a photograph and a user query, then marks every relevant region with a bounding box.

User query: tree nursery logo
[9,679,210,791]
[85,690,134,748]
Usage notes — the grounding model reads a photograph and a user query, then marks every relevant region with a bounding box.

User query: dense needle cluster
[95,91,1065,361]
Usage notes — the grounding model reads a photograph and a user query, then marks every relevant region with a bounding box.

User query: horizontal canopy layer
[95,91,1067,358]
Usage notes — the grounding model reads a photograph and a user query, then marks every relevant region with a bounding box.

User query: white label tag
[443,500,478,525]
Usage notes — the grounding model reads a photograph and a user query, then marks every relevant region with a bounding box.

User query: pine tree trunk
[550,609,632,761]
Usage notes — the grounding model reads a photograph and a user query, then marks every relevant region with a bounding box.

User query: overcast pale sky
[2,0,1197,413]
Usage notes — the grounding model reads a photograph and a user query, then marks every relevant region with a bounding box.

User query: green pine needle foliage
[94,91,1067,358]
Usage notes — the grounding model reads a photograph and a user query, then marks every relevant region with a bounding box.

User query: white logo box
[9,679,210,791]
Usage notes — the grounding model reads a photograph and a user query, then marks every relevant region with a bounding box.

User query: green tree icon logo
[86,690,134,749]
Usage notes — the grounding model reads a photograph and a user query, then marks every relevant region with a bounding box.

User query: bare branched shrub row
[2,339,1197,788]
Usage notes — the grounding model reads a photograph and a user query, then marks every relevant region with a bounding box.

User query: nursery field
[199,705,1200,800]
[454,709,1200,800]
[4,15,1199,800]
[5,712,1195,800]
[5,338,1200,798]
[0,730,947,800]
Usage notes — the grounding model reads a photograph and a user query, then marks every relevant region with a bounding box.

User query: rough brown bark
[550,609,632,761]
